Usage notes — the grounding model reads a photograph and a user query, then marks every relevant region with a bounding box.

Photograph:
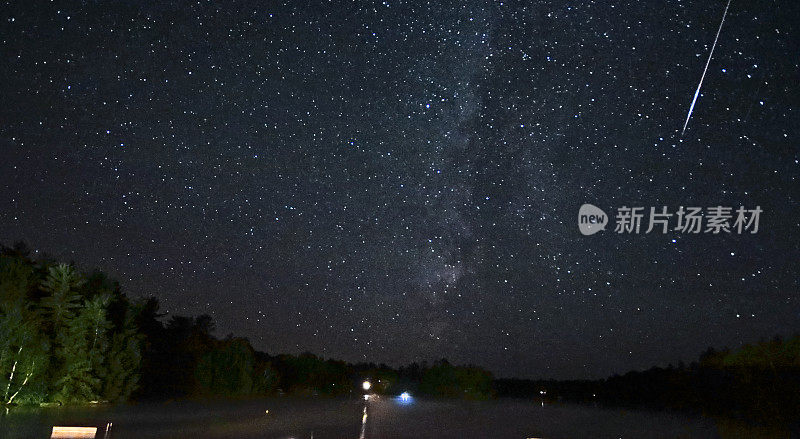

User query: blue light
[399,392,411,402]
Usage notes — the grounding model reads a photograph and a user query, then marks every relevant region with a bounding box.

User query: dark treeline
[496,339,800,424]
[133,297,493,401]
[0,243,493,405]
[2,242,798,426]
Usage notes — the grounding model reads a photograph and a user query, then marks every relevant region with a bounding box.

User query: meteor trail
[681,0,733,136]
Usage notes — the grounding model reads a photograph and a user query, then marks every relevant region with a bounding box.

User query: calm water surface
[0,397,787,439]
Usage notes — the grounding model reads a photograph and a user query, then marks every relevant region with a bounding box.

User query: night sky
[1,0,798,379]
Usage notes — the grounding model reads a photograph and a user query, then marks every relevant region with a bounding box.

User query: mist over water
[3,397,778,439]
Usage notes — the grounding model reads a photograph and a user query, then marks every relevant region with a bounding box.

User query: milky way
[0,0,798,379]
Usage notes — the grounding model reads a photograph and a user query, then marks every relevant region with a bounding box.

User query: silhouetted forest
[133,293,493,401]
[0,243,493,405]
[1,242,798,426]
[496,339,800,425]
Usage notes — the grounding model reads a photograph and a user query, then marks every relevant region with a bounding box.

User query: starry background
[0,0,798,379]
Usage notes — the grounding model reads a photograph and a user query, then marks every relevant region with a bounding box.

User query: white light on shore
[362,380,372,391]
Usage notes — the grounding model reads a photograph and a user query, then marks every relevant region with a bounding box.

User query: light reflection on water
[0,397,790,439]
[359,403,368,439]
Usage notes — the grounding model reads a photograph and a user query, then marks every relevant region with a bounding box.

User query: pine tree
[83,295,111,382]
[40,264,83,330]
[40,264,99,403]
[99,307,142,402]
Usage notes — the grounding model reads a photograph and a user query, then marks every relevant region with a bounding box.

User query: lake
[0,396,787,438]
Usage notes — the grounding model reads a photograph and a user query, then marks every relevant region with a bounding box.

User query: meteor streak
[681,0,733,136]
